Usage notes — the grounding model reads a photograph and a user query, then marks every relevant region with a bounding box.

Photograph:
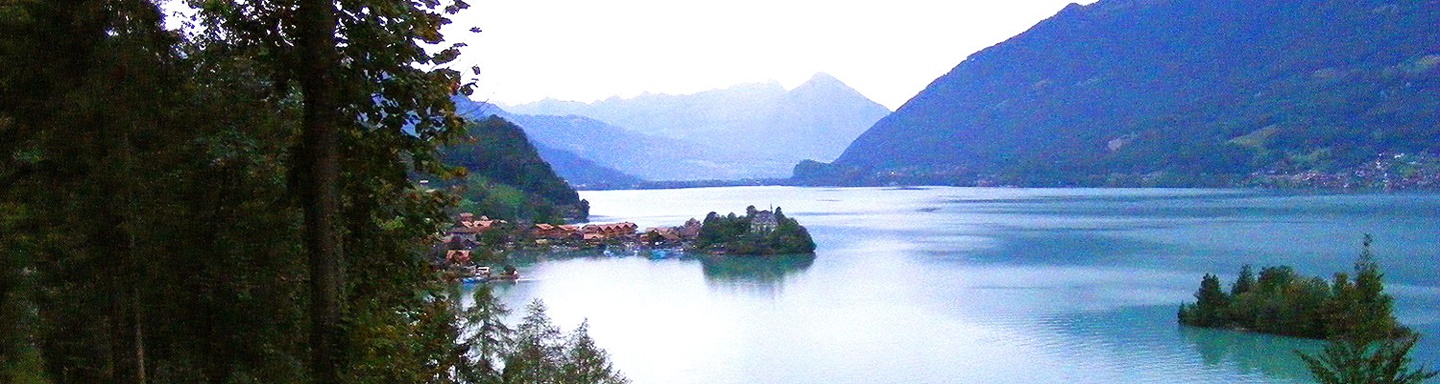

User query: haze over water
[489,187,1440,383]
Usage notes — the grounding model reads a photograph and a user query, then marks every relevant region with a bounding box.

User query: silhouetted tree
[1232,264,1256,296]
[1179,274,1229,327]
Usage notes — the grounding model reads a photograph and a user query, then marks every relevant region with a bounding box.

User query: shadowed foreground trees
[501,301,628,384]
[0,0,625,383]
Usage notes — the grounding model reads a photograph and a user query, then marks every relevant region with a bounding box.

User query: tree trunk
[295,0,344,382]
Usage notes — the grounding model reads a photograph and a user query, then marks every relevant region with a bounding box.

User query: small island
[1177,237,1408,341]
[691,206,816,255]
[1177,236,1438,382]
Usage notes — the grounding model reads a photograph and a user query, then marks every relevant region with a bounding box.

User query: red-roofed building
[445,249,472,264]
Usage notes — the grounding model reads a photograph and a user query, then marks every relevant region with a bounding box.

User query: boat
[461,265,519,284]
[649,248,686,259]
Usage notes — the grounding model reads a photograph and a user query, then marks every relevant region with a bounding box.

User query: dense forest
[692,206,816,255]
[0,1,621,383]
[438,116,589,223]
[454,98,796,182]
[450,97,644,189]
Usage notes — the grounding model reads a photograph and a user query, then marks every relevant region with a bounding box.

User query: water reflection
[1180,325,1321,382]
[700,254,815,295]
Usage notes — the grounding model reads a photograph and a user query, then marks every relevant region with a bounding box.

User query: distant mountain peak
[503,75,892,166]
[788,73,889,113]
[798,72,844,88]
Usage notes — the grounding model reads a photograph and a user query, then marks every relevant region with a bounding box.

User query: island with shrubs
[1177,235,1436,383]
[1176,239,1406,340]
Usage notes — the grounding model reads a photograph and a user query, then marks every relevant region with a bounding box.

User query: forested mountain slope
[456,97,793,181]
[802,0,1440,188]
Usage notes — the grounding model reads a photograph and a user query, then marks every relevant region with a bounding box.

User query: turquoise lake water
[485,187,1440,383]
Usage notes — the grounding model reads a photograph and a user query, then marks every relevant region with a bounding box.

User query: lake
[486,187,1440,383]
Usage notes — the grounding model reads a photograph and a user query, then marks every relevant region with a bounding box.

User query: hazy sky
[446,0,1099,110]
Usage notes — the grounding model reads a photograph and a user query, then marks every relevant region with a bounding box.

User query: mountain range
[504,73,891,163]
[454,97,794,183]
[800,0,1440,187]
[530,142,643,189]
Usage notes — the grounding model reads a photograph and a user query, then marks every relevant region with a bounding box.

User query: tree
[1298,235,1434,384]
[1231,264,1255,296]
[190,0,478,380]
[457,284,513,383]
[504,301,566,384]
[3,0,638,382]
[1178,273,1229,327]
[292,0,345,380]
[1348,234,1400,340]
[1,1,188,382]
[499,300,630,384]
[2,0,493,381]
[1299,334,1438,384]
[559,321,628,384]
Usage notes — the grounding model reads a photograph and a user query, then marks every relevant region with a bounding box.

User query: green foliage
[453,175,567,224]
[502,301,629,384]
[1231,264,1256,296]
[0,0,618,382]
[1178,236,1409,341]
[1299,334,1438,384]
[455,284,513,384]
[560,322,628,384]
[1177,274,1229,327]
[1,200,41,383]
[692,206,816,255]
[1335,234,1403,340]
[439,116,587,222]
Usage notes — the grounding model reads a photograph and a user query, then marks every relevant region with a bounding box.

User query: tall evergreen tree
[1178,273,1229,327]
[1349,234,1400,340]
[501,300,629,384]
[504,301,566,384]
[1298,235,1432,384]
[1231,264,1255,296]
[458,284,513,383]
[1300,334,1438,384]
[560,322,628,384]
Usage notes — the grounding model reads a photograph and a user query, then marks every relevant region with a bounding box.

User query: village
[434,212,709,282]
[432,207,806,282]
[443,212,706,248]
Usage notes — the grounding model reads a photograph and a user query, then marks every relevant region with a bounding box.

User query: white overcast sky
[442,0,1098,110]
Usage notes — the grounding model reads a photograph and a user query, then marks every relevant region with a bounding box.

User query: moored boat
[461,265,519,284]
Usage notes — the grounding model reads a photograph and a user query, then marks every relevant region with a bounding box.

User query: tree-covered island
[1178,236,1436,383]
[1177,239,1406,340]
[691,206,816,255]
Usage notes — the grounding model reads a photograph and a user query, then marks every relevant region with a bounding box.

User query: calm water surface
[487,187,1440,383]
